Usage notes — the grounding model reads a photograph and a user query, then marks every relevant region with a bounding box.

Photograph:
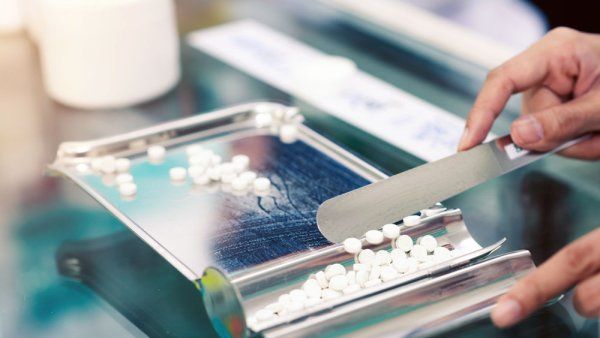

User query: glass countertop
[0,0,597,337]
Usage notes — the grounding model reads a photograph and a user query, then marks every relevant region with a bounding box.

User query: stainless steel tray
[48,102,534,338]
[48,102,385,281]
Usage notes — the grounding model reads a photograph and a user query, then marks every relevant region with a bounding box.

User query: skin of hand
[457,27,600,327]
[458,27,600,159]
[491,227,600,327]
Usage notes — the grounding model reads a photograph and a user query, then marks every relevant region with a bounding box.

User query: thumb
[491,228,600,328]
[510,92,600,151]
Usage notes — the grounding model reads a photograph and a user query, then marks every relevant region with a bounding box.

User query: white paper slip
[187,20,479,162]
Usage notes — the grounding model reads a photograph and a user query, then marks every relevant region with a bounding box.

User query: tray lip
[47,101,389,281]
[49,101,274,166]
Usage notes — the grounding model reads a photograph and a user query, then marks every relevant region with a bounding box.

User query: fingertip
[491,298,523,328]
[572,273,600,318]
[457,127,470,151]
[457,116,489,151]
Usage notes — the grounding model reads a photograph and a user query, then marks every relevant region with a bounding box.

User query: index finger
[458,42,552,151]
[491,227,600,328]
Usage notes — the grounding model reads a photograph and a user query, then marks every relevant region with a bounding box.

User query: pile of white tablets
[249,210,453,326]
[88,104,307,202]
[90,143,274,200]
[157,144,272,195]
[90,155,137,199]
[253,104,302,144]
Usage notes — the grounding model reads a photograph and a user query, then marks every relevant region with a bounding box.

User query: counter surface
[0,1,597,337]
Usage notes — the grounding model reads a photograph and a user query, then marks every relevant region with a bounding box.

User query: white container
[39,0,181,109]
[0,0,24,33]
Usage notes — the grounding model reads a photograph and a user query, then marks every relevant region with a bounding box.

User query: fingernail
[512,115,543,144]
[457,127,469,150]
[491,299,522,328]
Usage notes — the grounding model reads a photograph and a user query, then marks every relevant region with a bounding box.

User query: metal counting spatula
[317,134,586,243]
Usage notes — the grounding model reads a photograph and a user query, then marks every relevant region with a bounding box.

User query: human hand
[491,227,600,327]
[458,27,600,159]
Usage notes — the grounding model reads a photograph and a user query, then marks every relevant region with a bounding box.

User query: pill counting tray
[48,102,536,338]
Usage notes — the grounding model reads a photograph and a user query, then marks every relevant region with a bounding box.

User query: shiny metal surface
[317,135,586,243]
[49,103,386,281]
[203,208,503,337]
[262,250,536,338]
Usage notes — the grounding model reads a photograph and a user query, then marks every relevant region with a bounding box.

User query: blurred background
[0,1,598,337]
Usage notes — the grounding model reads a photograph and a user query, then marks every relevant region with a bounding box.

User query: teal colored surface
[0,1,598,337]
